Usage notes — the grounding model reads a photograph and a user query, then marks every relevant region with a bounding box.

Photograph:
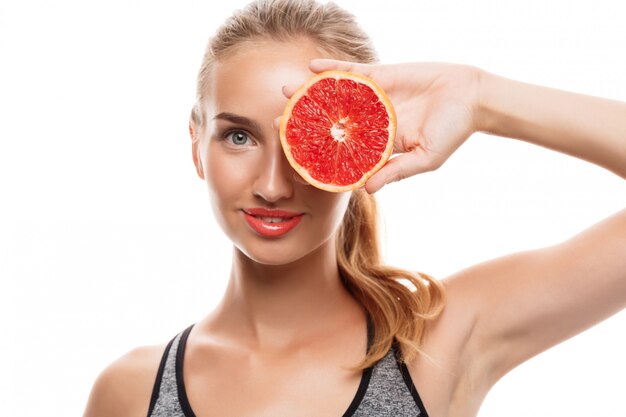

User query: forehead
[206,40,327,118]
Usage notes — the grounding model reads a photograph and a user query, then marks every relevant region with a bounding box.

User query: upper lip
[243,208,304,218]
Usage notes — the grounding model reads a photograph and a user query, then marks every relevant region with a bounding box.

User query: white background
[1,0,625,416]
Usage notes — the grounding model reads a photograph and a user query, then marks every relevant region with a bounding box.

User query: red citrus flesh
[280,71,396,192]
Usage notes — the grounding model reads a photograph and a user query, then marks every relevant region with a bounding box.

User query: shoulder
[82,342,168,417]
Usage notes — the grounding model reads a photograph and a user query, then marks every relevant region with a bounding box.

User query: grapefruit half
[279,70,396,192]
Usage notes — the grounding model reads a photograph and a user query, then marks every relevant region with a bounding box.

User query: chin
[233,234,334,267]
[236,243,312,266]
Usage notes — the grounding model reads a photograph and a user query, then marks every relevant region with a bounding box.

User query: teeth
[259,216,288,223]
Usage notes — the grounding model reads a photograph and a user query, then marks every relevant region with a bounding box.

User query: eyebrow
[213,112,262,132]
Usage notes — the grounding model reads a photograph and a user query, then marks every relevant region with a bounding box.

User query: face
[191,39,352,265]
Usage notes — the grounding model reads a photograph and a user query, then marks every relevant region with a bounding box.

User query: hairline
[192,35,371,127]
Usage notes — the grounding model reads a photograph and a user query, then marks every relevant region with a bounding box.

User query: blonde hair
[193,0,446,369]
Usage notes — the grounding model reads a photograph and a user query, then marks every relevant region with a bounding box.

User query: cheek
[205,142,257,198]
[203,146,259,245]
[309,191,352,231]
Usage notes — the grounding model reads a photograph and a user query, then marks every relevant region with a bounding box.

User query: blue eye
[225,130,250,146]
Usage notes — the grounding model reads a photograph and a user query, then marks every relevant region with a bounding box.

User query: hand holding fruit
[287,60,485,193]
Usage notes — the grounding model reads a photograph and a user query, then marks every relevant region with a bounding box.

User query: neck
[210,239,363,349]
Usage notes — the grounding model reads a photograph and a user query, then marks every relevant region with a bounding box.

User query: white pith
[330,125,345,142]
[330,117,349,143]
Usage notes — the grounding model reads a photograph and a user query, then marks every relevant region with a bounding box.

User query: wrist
[474,68,498,134]
[475,71,528,139]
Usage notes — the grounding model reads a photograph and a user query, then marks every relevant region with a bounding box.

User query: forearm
[477,71,626,179]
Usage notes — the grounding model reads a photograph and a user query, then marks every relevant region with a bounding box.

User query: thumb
[281,84,300,99]
[364,151,438,194]
[273,116,281,130]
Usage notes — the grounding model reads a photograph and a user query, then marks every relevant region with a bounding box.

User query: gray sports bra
[147,323,429,416]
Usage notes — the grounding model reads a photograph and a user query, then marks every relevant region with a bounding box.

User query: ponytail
[337,189,446,370]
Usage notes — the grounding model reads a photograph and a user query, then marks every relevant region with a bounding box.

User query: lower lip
[243,213,303,238]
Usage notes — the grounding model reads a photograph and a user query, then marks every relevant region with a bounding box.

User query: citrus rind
[279,70,396,192]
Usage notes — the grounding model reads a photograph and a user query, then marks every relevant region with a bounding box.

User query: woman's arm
[446,207,626,386]
[478,72,626,179]
[301,59,626,388]
[451,71,626,386]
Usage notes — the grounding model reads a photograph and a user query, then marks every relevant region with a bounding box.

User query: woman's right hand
[300,59,485,193]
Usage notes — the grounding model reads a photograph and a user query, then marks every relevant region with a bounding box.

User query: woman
[83,0,625,416]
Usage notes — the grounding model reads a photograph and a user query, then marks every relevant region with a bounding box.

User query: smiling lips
[243,208,304,238]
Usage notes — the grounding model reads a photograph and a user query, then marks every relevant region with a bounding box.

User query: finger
[273,116,281,130]
[310,59,394,92]
[309,59,371,75]
[282,84,299,99]
[365,151,438,194]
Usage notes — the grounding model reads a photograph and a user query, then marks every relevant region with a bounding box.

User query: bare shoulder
[82,342,168,417]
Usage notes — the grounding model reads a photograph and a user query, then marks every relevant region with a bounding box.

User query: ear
[189,120,205,180]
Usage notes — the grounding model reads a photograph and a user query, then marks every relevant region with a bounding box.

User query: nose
[252,141,295,203]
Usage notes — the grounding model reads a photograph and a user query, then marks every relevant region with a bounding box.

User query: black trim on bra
[175,315,375,417]
[341,365,373,417]
[146,335,176,417]
[393,342,430,417]
[342,313,375,417]
[176,324,197,417]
